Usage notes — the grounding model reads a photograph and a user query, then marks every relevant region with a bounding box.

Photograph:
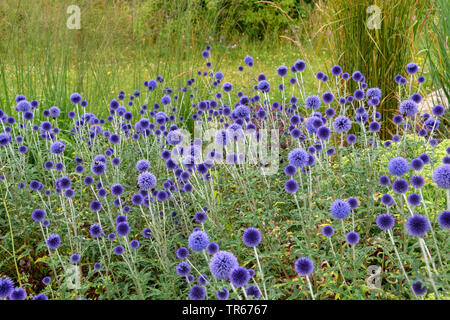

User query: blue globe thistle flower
[189,285,206,300]
[94,262,102,271]
[331,65,342,76]
[346,134,357,145]
[136,159,150,172]
[70,253,81,264]
[285,179,298,194]
[305,95,321,109]
[89,200,102,211]
[410,158,424,171]
[376,214,395,230]
[288,148,308,167]
[438,211,450,229]
[245,285,261,299]
[257,80,270,92]
[388,157,409,176]
[49,106,60,118]
[381,193,395,207]
[111,183,124,196]
[46,234,61,250]
[31,208,46,222]
[242,227,261,247]
[138,172,157,190]
[432,105,445,117]
[209,251,238,280]
[294,59,306,72]
[410,175,425,189]
[347,197,359,210]
[9,287,27,300]
[70,92,82,104]
[142,227,152,239]
[406,62,419,74]
[369,121,380,132]
[379,175,390,186]
[317,126,331,140]
[176,247,189,259]
[284,165,297,176]
[0,277,14,298]
[194,211,207,223]
[107,233,116,241]
[432,164,450,189]
[188,230,209,252]
[330,199,351,219]
[277,65,288,77]
[116,222,130,237]
[321,225,334,237]
[90,224,104,238]
[42,277,51,285]
[346,231,360,245]
[366,87,382,99]
[411,281,427,296]
[217,288,229,300]
[333,116,352,133]
[399,100,418,117]
[207,242,219,255]
[406,214,430,237]
[294,257,314,276]
[16,100,31,112]
[244,55,253,67]
[32,293,48,300]
[229,267,250,288]
[392,178,409,194]
[407,193,421,206]
[113,245,124,255]
[322,91,334,104]
[49,141,65,154]
[176,262,190,276]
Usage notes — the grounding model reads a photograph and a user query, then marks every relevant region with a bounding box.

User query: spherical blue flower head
[113,245,124,255]
[331,65,342,76]
[176,261,191,276]
[305,95,321,110]
[201,50,210,58]
[90,224,104,238]
[111,183,124,196]
[207,242,219,255]
[42,277,51,285]
[242,227,261,247]
[366,87,382,99]
[176,247,189,259]
[317,126,331,140]
[194,211,207,223]
[438,211,450,229]
[346,231,360,245]
[432,104,445,117]
[70,92,82,104]
[245,285,261,299]
[284,165,297,177]
[388,157,409,176]
[89,200,102,211]
[217,288,229,300]
[189,285,206,300]
[136,159,150,172]
[410,158,424,171]
[32,293,48,300]
[419,153,430,164]
[406,62,419,74]
[166,130,183,145]
[322,91,334,104]
[257,80,270,92]
[411,281,427,296]
[229,267,250,288]
[107,233,116,241]
[138,172,157,190]
[210,251,239,280]
[198,274,209,286]
[410,175,425,189]
[142,227,152,239]
[294,257,314,276]
[188,230,209,252]
[94,262,102,271]
[116,222,130,237]
[49,106,61,118]
[347,197,359,210]
[0,132,12,146]
[244,55,253,67]
[406,214,430,237]
[433,165,450,189]
[293,59,306,72]
[346,134,357,145]
[392,178,409,194]
[49,141,65,154]
[407,193,421,206]
[288,148,308,167]
[46,234,61,250]
[376,214,395,231]
[70,253,81,264]
[285,179,298,193]
[369,121,380,132]
[330,199,351,219]
[333,116,352,133]
[321,225,334,237]
[381,193,395,207]
[277,65,288,77]
[399,100,418,117]
[0,277,14,298]
[91,161,106,175]
[16,100,31,112]
[32,208,46,222]
[9,287,27,300]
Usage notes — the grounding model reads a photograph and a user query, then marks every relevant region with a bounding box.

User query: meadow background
[0,0,449,300]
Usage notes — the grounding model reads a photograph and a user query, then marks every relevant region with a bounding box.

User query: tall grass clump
[325,0,431,139]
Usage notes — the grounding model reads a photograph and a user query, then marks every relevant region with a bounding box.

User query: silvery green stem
[329,237,346,284]
[230,283,242,300]
[306,275,315,300]
[254,246,268,299]
[419,238,440,299]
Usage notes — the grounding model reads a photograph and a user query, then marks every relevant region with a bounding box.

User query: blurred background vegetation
[0,0,447,136]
